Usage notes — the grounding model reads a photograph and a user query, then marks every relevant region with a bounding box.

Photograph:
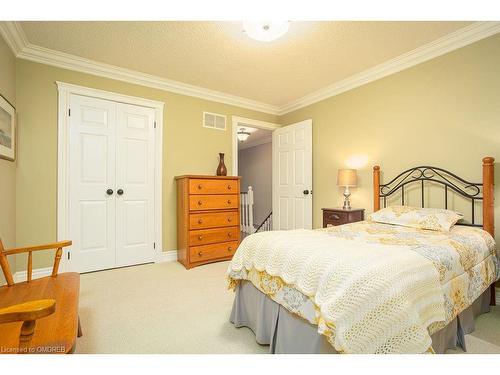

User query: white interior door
[272,119,312,230]
[115,103,155,267]
[68,94,156,273]
[69,95,117,273]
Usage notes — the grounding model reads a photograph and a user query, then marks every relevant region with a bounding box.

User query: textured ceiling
[20,21,471,106]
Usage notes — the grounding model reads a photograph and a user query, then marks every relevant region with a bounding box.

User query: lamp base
[342,187,352,210]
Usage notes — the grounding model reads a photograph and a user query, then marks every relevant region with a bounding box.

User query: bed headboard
[373,157,495,236]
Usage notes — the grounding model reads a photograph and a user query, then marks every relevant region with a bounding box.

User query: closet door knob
[106,189,114,195]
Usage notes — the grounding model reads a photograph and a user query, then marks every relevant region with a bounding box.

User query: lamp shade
[337,169,357,187]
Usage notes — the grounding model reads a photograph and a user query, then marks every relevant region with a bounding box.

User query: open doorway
[232,117,278,238]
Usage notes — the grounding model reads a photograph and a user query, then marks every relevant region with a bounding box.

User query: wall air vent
[203,112,226,130]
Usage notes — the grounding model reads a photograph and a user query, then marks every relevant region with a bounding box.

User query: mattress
[227,221,498,353]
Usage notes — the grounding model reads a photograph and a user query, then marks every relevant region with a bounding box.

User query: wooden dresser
[176,175,241,269]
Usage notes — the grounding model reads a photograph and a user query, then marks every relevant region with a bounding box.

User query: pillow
[368,205,463,232]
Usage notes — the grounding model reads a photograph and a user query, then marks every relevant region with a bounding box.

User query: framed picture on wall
[0,94,15,161]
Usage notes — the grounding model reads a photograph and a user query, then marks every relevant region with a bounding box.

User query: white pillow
[369,205,463,232]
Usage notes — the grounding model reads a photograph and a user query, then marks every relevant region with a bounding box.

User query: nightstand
[322,208,365,228]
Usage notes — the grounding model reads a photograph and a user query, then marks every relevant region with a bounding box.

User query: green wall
[0,35,16,283]
[279,33,500,244]
[15,59,277,269]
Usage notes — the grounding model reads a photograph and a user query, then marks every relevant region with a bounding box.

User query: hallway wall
[238,142,272,226]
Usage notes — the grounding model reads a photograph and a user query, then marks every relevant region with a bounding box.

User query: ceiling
[237,126,272,150]
[18,21,473,108]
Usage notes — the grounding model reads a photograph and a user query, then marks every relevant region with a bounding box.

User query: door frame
[56,82,165,272]
[231,116,279,176]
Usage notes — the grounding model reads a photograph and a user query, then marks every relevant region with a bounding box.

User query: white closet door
[115,103,156,267]
[272,119,312,230]
[69,95,117,273]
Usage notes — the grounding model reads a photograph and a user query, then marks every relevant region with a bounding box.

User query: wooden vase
[216,153,227,176]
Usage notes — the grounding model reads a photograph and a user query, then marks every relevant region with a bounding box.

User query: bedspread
[227,221,498,354]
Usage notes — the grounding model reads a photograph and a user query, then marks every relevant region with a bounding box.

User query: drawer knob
[228,246,232,252]
[198,184,202,190]
[227,185,231,190]
[198,219,203,224]
[227,217,232,222]
[329,214,341,220]
[227,232,232,237]
[198,235,203,240]
[198,200,202,205]
[198,251,203,257]
[227,200,231,205]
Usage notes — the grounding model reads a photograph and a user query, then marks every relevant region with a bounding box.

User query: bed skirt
[230,280,491,354]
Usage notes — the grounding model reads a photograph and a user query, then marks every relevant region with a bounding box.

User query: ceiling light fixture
[243,21,290,42]
[237,128,251,142]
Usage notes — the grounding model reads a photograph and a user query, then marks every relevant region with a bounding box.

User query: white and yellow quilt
[227,221,498,354]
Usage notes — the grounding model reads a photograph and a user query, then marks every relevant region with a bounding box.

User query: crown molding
[1,21,499,117]
[0,21,29,54]
[0,21,280,115]
[278,21,500,115]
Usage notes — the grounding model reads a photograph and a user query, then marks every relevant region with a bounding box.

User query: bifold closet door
[68,95,156,273]
[69,95,117,273]
[115,103,155,267]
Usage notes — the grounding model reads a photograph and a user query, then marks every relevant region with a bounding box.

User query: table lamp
[337,169,357,210]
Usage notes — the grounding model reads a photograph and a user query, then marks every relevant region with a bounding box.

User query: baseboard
[155,250,178,263]
[497,287,500,306]
[13,267,53,283]
[11,252,177,281]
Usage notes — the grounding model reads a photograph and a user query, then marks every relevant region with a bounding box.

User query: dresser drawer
[323,211,349,226]
[189,194,238,211]
[189,179,238,195]
[189,226,240,246]
[190,241,239,263]
[322,209,364,227]
[189,210,239,229]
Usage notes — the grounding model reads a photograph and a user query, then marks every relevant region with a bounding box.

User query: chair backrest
[0,239,72,287]
[0,239,14,286]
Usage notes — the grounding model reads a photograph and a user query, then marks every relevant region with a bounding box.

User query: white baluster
[247,200,250,233]
[243,193,247,233]
[248,186,254,233]
[240,193,244,232]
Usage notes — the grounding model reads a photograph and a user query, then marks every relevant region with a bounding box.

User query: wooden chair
[0,239,81,354]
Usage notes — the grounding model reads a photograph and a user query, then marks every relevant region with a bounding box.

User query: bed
[227,157,498,354]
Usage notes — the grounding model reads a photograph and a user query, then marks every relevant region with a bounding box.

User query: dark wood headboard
[372,157,495,237]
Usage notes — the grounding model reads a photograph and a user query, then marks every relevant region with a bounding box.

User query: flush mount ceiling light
[243,21,290,42]
[237,128,251,142]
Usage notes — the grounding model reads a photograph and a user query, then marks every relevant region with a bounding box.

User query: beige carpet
[75,261,500,354]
